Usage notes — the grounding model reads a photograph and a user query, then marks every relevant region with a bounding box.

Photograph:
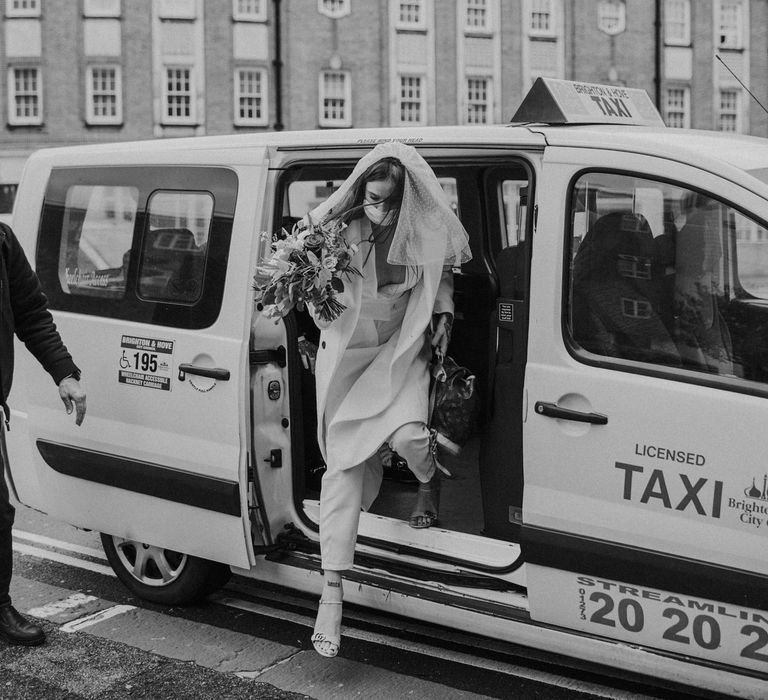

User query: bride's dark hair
[333,157,405,238]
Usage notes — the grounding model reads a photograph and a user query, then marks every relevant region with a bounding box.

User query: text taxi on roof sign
[6,76,768,697]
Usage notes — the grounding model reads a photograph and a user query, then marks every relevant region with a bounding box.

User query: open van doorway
[268,151,534,577]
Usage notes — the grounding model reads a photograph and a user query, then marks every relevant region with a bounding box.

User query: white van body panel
[524,145,768,576]
[6,121,768,697]
[9,146,272,569]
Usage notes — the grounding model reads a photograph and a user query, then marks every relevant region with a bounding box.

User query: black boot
[0,604,45,646]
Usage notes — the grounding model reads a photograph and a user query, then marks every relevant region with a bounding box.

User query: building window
[86,66,122,125]
[597,0,625,35]
[6,0,40,17]
[398,74,424,125]
[234,68,268,126]
[319,70,350,127]
[664,0,690,45]
[396,0,425,28]
[8,67,42,125]
[163,67,195,124]
[466,77,490,124]
[465,0,489,32]
[664,87,689,128]
[718,88,741,132]
[529,0,554,36]
[718,0,743,49]
[317,0,349,19]
[233,0,266,21]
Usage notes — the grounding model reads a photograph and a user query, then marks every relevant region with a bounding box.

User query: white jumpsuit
[316,233,452,571]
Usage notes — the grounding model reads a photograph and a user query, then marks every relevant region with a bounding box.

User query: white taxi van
[5,78,768,697]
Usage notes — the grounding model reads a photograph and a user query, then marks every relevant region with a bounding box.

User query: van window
[568,171,768,381]
[37,166,237,329]
[137,191,213,304]
[501,179,528,247]
[57,185,138,298]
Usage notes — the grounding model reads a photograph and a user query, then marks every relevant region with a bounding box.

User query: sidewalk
[0,619,310,700]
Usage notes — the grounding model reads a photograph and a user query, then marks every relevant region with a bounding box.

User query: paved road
[2,506,703,700]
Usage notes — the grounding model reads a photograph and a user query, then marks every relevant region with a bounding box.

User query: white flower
[323,255,338,270]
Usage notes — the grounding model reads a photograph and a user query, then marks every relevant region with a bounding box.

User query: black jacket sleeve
[4,224,79,384]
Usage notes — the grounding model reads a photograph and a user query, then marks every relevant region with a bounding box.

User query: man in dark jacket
[0,222,86,646]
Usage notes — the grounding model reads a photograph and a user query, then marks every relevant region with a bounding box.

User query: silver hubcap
[112,537,187,587]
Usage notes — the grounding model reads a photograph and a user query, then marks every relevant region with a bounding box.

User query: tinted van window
[37,166,237,329]
[58,184,138,298]
[568,172,768,382]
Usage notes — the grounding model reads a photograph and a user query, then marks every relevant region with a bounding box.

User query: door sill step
[301,499,524,582]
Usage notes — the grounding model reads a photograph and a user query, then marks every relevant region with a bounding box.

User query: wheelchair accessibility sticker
[119,335,174,391]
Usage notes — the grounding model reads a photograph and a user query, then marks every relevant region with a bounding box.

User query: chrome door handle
[178,364,231,381]
[534,401,607,425]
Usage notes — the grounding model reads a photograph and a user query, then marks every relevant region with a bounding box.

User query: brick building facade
[0,0,766,215]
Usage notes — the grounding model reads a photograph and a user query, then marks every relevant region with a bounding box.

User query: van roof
[30,123,768,193]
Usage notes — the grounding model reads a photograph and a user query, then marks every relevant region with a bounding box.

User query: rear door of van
[523,144,768,673]
[8,146,270,569]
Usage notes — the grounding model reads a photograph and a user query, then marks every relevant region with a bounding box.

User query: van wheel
[100,533,232,605]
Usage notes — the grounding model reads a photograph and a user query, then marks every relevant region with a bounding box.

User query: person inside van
[306,142,471,657]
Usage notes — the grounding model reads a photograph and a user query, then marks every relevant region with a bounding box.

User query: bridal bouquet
[254,215,361,323]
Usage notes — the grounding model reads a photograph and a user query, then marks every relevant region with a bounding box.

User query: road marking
[12,529,107,560]
[13,542,115,577]
[27,593,99,619]
[60,605,136,633]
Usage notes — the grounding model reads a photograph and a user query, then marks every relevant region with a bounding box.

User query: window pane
[718,89,739,132]
[568,172,747,378]
[237,69,263,121]
[165,68,192,120]
[399,1,422,24]
[719,0,742,48]
[399,75,422,123]
[501,180,528,247]
[237,0,262,15]
[138,191,213,304]
[530,0,552,31]
[57,185,138,298]
[467,77,489,124]
[665,87,688,128]
[466,0,487,29]
[13,68,40,120]
[319,0,348,17]
[665,0,689,43]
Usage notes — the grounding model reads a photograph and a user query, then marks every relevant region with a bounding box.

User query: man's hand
[431,312,453,357]
[58,377,86,426]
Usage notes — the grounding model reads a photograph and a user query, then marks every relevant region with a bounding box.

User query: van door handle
[534,401,607,425]
[178,364,231,381]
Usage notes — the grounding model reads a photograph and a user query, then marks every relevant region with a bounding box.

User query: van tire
[100,533,232,605]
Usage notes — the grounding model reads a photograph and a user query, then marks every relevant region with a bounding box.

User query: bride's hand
[431,313,453,356]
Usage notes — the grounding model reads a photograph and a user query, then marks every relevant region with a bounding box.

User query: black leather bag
[428,351,479,456]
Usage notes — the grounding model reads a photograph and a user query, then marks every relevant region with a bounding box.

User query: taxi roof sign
[512,77,665,127]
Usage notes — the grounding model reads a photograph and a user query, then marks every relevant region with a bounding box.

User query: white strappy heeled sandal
[311,600,343,657]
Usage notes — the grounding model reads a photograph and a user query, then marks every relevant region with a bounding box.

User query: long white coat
[312,218,453,471]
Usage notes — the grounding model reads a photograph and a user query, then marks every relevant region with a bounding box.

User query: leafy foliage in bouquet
[253,215,361,323]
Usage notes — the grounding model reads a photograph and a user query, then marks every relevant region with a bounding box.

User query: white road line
[12,529,107,560]
[209,594,641,700]
[27,593,100,619]
[60,605,136,633]
[13,542,115,577]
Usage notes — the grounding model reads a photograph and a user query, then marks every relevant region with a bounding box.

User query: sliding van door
[12,156,269,569]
